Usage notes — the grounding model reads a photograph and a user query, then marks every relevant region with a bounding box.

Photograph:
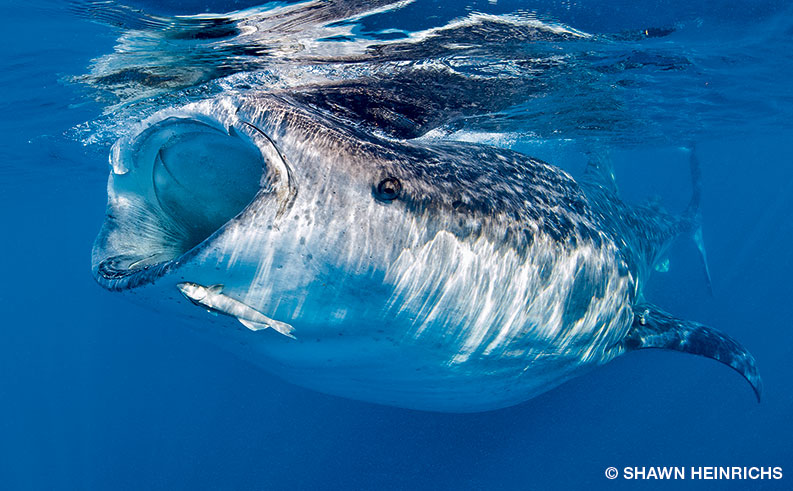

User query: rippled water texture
[71,0,793,149]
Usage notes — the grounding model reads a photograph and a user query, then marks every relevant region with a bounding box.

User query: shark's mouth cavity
[92,116,265,289]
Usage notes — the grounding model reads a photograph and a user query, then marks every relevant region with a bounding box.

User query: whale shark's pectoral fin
[238,317,297,340]
[622,303,762,401]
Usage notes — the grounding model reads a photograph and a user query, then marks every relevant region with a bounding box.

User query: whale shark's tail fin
[683,144,713,294]
[621,303,762,401]
[583,143,712,292]
[693,225,713,293]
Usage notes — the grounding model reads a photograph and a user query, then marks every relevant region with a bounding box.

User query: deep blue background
[0,1,790,489]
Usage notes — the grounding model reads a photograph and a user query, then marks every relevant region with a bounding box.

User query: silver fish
[176,282,295,339]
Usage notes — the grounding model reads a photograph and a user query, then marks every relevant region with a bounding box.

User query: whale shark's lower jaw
[92,115,265,291]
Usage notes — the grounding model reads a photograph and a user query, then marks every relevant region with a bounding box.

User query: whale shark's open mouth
[92,116,265,289]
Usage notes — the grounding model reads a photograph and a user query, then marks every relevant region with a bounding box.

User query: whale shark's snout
[92,116,266,289]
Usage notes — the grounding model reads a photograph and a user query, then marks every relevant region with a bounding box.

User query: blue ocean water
[1,0,792,489]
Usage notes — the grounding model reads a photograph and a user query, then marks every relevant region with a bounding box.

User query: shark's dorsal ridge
[583,146,618,194]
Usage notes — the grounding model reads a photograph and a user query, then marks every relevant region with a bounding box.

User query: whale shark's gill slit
[240,120,298,217]
[93,117,265,286]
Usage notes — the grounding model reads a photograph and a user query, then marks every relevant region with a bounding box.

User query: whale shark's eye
[375,177,401,201]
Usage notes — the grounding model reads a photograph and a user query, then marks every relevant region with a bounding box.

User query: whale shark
[91,93,760,412]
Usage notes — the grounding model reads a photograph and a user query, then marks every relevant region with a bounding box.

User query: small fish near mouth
[176,282,296,339]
